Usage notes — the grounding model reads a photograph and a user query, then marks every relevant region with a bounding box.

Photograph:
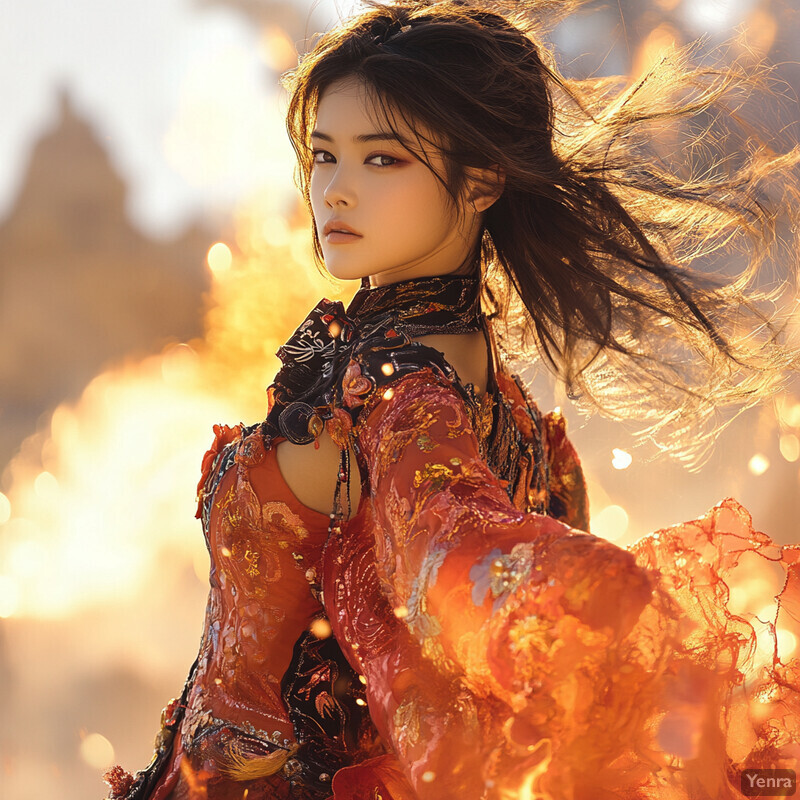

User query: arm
[353,368,653,709]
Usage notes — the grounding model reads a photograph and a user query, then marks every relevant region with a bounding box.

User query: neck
[346,271,483,337]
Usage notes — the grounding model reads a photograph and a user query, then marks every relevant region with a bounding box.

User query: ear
[464,165,506,213]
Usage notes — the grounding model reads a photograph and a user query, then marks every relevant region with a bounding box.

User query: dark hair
[283,0,800,465]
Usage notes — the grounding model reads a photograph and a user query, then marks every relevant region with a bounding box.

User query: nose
[323,167,356,208]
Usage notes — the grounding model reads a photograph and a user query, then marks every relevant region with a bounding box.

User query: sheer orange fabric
[319,367,800,800]
[108,357,799,800]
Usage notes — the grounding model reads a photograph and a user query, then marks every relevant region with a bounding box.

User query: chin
[320,257,370,283]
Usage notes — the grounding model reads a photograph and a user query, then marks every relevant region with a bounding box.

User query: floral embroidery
[416,432,437,452]
[235,429,267,467]
[241,540,260,577]
[342,359,374,408]
[326,406,353,449]
[262,502,309,544]
[412,462,454,491]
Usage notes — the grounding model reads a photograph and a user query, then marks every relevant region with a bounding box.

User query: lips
[323,219,362,237]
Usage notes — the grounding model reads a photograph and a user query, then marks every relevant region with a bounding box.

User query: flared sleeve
[351,367,653,709]
[334,362,800,800]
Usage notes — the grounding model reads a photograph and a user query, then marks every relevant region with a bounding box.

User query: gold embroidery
[244,542,260,577]
[262,502,310,543]
[393,693,424,753]
[412,463,454,490]
[416,432,437,452]
[215,485,236,512]
[476,392,495,443]
[228,539,261,578]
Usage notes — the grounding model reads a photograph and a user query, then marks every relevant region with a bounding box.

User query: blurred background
[0,0,799,797]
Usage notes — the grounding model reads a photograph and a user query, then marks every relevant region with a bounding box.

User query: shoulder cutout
[275,430,362,520]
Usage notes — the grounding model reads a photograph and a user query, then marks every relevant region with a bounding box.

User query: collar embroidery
[263,274,483,447]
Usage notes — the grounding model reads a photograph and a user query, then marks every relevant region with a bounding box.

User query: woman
[105,1,800,798]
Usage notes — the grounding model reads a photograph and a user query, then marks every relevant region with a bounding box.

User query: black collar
[346,273,482,335]
[263,272,485,447]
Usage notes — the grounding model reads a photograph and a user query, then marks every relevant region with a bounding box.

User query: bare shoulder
[411,329,489,396]
[275,429,360,519]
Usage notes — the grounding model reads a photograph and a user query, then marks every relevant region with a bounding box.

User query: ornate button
[308,412,324,439]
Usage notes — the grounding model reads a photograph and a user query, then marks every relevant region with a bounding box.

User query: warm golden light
[611,448,633,470]
[778,628,798,660]
[207,242,233,274]
[736,8,778,58]
[0,203,353,623]
[1,7,796,799]
[34,470,59,498]
[500,738,554,800]
[259,25,298,73]
[310,617,333,639]
[328,320,342,338]
[161,343,199,386]
[0,575,19,618]
[261,215,292,250]
[592,505,630,542]
[748,454,770,476]
[79,732,115,770]
[728,578,774,616]
[631,23,679,82]
[776,395,800,427]
[780,434,800,463]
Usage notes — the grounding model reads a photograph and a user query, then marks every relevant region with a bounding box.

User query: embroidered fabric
[106,273,800,800]
[106,273,579,799]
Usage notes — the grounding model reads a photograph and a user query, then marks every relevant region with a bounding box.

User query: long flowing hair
[283,0,800,465]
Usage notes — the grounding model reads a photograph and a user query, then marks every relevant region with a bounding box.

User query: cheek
[381,176,454,238]
[309,174,324,217]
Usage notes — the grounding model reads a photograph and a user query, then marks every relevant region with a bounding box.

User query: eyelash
[311,149,399,168]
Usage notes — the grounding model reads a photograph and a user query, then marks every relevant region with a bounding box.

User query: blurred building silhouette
[0,86,213,473]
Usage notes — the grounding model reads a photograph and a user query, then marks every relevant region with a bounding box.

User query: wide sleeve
[352,367,655,712]
[348,367,800,799]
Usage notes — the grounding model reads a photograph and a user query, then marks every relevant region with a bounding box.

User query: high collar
[345,273,483,336]
[262,271,486,450]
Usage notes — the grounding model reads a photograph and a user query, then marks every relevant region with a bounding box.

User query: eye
[366,154,399,167]
[311,149,335,164]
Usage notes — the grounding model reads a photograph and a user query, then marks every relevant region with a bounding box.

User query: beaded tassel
[328,442,351,535]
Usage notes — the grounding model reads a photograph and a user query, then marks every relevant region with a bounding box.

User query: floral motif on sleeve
[354,369,656,723]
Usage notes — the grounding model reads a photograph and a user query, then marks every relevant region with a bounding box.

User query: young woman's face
[309,77,479,287]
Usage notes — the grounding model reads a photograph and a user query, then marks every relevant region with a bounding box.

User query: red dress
[106,276,800,800]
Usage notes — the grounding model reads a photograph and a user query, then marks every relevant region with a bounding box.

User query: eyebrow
[310,130,406,144]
